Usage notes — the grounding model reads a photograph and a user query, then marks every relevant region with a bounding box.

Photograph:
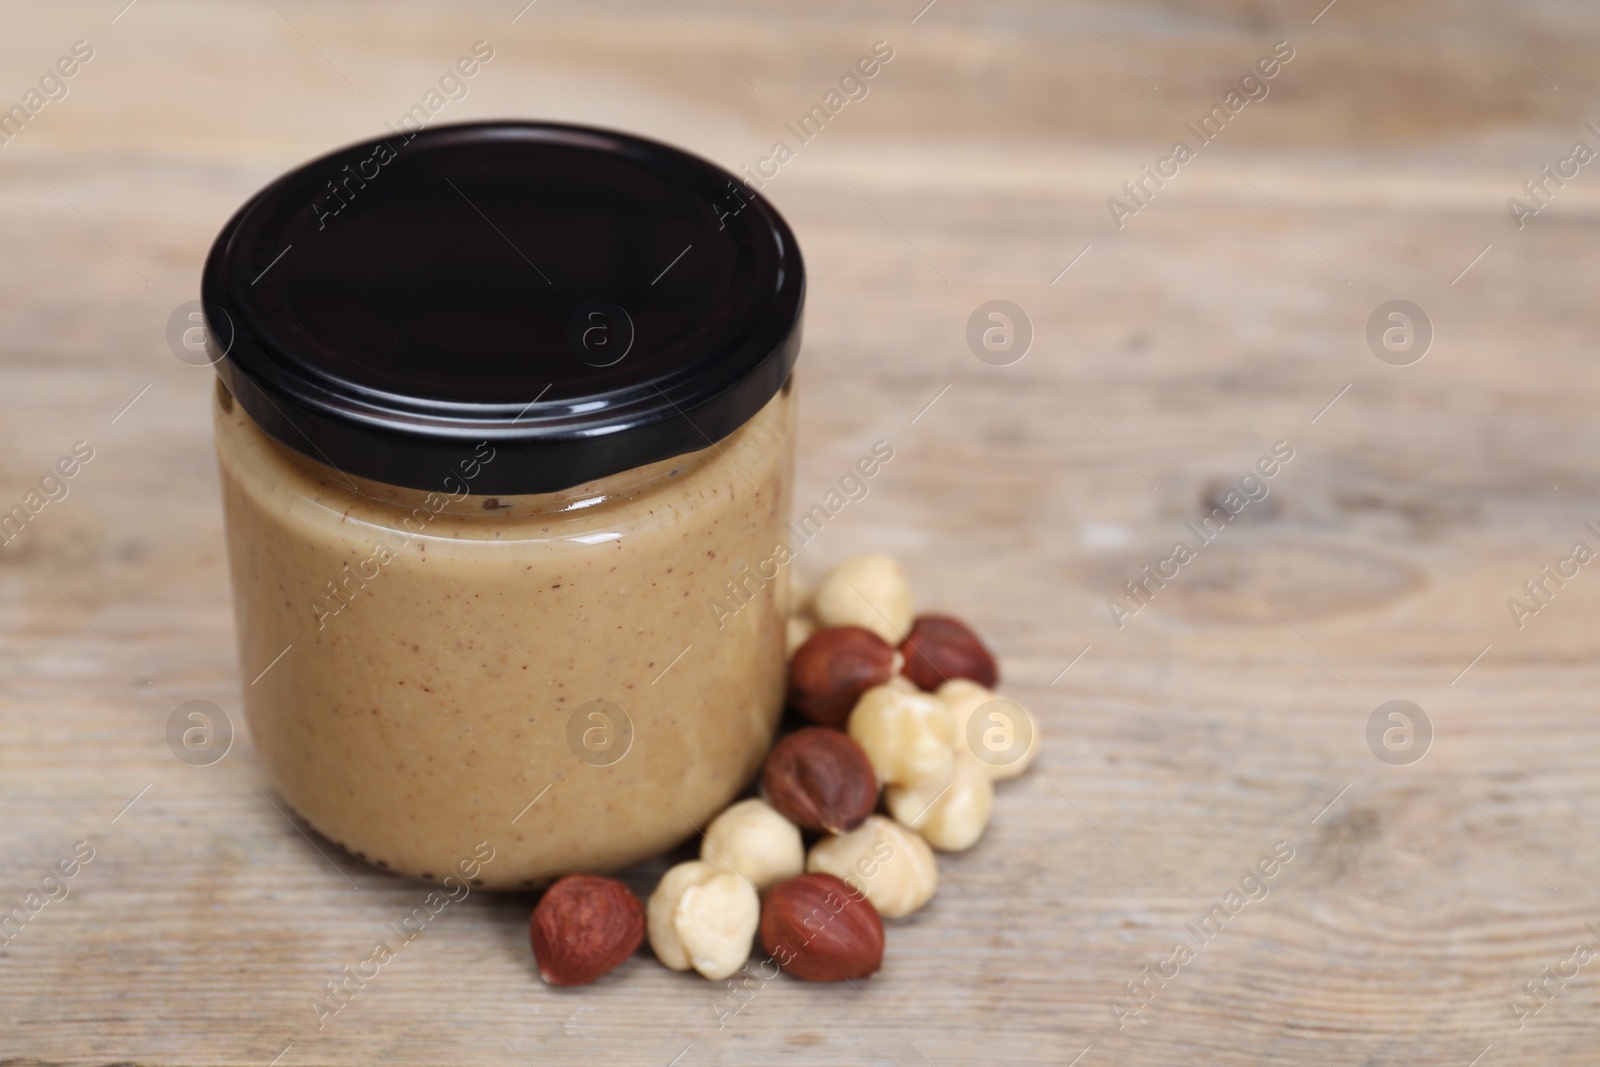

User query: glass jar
[203,122,803,888]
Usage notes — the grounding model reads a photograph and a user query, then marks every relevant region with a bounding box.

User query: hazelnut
[812,555,913,644]
[788,626,896,727]
[701,798,804,892]
[786,615,816,660]
[899,615,999,691]
[847,685,955,787]
[647,861,760,981]
[760,873,884,982]
[529,874,645,986]
[762,727,879,835]
[807,815,938,919]
[886,753,994,852]
[939,680,1040,781]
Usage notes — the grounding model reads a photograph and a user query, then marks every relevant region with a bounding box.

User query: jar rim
[202,121,804,495]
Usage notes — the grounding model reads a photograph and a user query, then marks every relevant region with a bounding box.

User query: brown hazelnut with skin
[760,873,884,982]
[898,615,999,692]
[788,626,896,727]
[761,727,879,835]
[529,874,646,986]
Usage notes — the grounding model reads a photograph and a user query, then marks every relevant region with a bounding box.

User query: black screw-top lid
[202,121,804,495]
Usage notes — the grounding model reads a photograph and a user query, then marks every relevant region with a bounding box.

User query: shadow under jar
[203,122,803,888]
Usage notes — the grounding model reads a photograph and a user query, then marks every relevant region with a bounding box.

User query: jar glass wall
[214,377,796,887]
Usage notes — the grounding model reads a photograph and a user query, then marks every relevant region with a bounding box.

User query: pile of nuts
[528,554,1040,985]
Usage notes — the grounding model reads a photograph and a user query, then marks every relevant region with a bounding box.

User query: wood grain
[2,1,1599,1064]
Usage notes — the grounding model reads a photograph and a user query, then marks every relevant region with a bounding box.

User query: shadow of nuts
[762,727,879,835]
[760,873,884,982]
[899,615,998,691]
[788,626,896,726]
[530,874,646,986]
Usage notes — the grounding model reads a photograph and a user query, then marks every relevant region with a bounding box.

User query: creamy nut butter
[203,122,804,887]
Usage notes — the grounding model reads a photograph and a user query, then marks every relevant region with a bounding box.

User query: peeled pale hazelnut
[939,680,1040,781]
[812,555,913,645]
[529,874,646,986]
[847,684,955,787]
[886,753,994,852]
[788,625,895,726]
[899,614,999,691]
[760,873,884,982]
[807,815,937,919]
[675,871,760,980]
[701,798,804,892]
[647,861,760,980]
[762,727,879,835]
[786,615,816,660]
[647,861,713,973]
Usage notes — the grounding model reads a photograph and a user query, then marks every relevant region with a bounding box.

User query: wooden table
[3,1,1598,1063]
